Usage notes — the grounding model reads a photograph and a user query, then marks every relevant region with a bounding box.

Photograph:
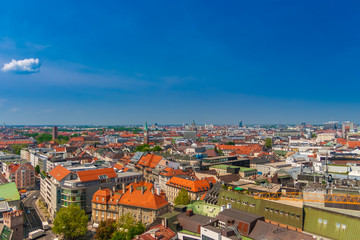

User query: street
[22,190,56,240]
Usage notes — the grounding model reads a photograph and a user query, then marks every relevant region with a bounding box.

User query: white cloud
[2,58,41,73]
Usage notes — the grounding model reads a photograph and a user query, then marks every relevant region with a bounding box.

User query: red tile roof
[92,188,112,204]
[119,187,169,210]
[166,176,215,192]
[136,224,176,240]
[77,168,117,182]
[137,154,163,169]
[49,165,71,182]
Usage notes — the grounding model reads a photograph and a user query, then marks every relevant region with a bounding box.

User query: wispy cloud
[2,58,41,73]
[25,42,51,51]
[10,107,19,112]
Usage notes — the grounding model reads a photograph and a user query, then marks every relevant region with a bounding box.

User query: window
[336,223,341,228]
[342,224,346,230]
[323,220,327,224]
[318,218,322,223]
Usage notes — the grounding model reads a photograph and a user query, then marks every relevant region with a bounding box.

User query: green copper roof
[145,122,148,131]
[0,183,20,201]
[303,206,360,240]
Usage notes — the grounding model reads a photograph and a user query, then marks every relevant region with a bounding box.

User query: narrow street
[22,185,57,239]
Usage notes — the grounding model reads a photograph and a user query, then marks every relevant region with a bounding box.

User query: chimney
[186,209,194,217]
[112,186,116,195]
[151,187,155,194]
[162,217,168,228]
[141,187,145,195]
[130,184,133,193]
[122,183,125,191]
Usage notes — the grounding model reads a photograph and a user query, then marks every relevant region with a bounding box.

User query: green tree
[311,133,317,138]
[95,219,117,240]
[174,188,191,205]
[52,204,88,240]
[36,133,53,143]
[135,144,150,152]
[225,141,235,145]
[151,145,162,152]
[56,135,70,145]
[35,165,40,174]
[111,213,146,240]
[11,144,28,155]
[265,138,272,150]
[128,222,146,239]
[111,231,127,240]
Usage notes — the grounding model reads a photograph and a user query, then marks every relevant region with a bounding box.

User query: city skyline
[1,1,360,124]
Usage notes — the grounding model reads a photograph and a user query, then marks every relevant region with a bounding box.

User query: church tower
[143,122,149,145]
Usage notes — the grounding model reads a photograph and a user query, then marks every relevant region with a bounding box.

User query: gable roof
[49,165,71,182]
[77,167,117,182]
[137,154,162,169]
[119,185,169,210]
[166,176,214,192]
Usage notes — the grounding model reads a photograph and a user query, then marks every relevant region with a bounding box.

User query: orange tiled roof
[49,165,71,182]
[108,192,122,205]
[166,176,214,192]
[92,188,112,204]
[54,147,66,152]
[119,186,169,210]
[77,168,117,182]
[348,141,360,149]
[160,167,187,177]
[125,181,153,191]
[137,154,162,169]
[113,163,129,172]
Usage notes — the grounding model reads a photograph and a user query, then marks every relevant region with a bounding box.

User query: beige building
[92,181,170,226]
[165,175,216,204]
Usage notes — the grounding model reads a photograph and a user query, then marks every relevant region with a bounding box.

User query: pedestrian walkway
[34,199,54,228]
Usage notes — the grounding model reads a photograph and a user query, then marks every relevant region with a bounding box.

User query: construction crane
[253,192,360,205]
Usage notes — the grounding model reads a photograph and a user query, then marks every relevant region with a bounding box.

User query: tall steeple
[143,122,149,145]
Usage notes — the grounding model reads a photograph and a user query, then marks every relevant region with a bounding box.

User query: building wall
[92,202,169,225]
[6,163,35,190]
[217,190,303,231]
[165,185,205,204]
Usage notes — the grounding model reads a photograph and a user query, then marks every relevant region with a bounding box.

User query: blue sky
[1,1,360,125]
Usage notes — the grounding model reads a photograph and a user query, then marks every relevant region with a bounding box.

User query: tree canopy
[35,165,40,174]
[135,144,162,152]
[225,141,235,145]
[52,204,88,240]
[94,213,146,240]
[10,144,28,155]
[95,219,117,240]
[174,188,191,205]
[264,138,272,150]
[36,133,53,143]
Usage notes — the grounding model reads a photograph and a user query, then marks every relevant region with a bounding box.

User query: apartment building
[40,165,117,217]
[5,163,35,190]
